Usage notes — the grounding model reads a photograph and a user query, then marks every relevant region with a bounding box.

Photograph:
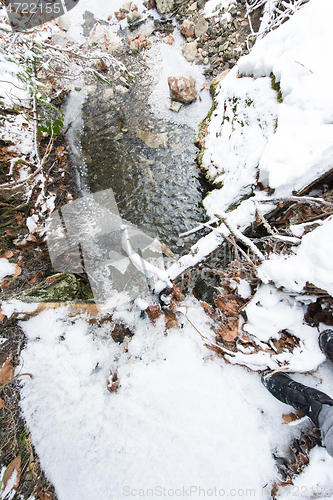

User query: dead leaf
[3,250,13,259]
[217,318,239,342]
[215,297,239,317]
[282,411,305,424]
[15,213,25,225]
[0,398,4,409]
[172,284,185,302]
[26,233,37,243]
[146,304,161,322]
[2,455,21,494]
[164,311,178,329]
[13,265,22,277]
[0,356,13,384]
[4,230,16,237]
[0,306,5,322]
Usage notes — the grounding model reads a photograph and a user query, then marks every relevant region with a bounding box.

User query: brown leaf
[2,455,21,494]
[0,279,10,289]
[4,230,16,237]
[13,265,22,277]
[3,250,13,259]
[146,304,161,322]
[107,381,120,393]
[215,297,239,317]
[0,306,5,322]
[0,356,13,384]
[172,284,185,302]
[0,398,4,409]
[26,233,37,243]
[15,213,25,225]
[164,311,178,329]
[282,411,305,424]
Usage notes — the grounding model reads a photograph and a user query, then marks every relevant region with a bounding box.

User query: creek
[64,20,212,257]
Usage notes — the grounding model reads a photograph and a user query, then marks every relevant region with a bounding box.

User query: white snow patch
[259,217,333,296]
[18,301,306,500]
[0,258,16,280]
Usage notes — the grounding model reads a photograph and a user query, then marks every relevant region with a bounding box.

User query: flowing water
[66,22,211,257]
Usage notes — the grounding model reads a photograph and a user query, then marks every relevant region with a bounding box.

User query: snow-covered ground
[2,0,333,498]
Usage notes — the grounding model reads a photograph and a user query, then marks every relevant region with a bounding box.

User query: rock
[52,32,67,47]
[180,19,195,39]
[89,23,110,49]
[103,88,114,99]
[210,68,230,94]
[203,57,209,65]
[114,11,126,20]
[128,33,151,53]
[223,49,232,61]
[182,41,197,62]
[167,100,183,112]
[136,130,168,148]
[55,16,71,31]
[86,84,97,94]
[194,17,208,38]
[187,2,197,12]
[115,85,129,95]
[97,59,108,72]
[168,76,197,104]
[155,0,174,14]
[127,11,143,24]
[164,34,175,45]
[108,42,124,55]
[120,1,132,12]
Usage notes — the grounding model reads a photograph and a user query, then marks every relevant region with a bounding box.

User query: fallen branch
[177,305,236,357]
[215,213,265,262]
[258,195,333,209]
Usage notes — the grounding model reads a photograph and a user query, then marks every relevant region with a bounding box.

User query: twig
[215,213,265,262]
[254,201,275,235]
[177,305,236,357]
[258,195,333,208]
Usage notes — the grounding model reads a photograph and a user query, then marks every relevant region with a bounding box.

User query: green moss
[270,73,283,103]
[194,99,216,152]
[23,274,94,302]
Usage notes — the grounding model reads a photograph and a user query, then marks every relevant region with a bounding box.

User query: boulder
[180,19,195,39]
[155,0,174,14]
[182,41,197,61]
[168,76,197,104]
[195,17,208,38]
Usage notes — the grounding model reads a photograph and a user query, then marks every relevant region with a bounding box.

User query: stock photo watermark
[46,188,167,303]
[122,485,333,497]
[3,0,80,32]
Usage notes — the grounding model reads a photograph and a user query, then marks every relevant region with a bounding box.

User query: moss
[194,99,216,153]
[23,274,94,302]
[270,73,283,103]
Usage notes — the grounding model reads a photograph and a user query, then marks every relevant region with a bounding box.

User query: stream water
[65,21,211,257]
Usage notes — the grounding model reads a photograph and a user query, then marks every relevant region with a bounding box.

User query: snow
[148,29,212,129]
[0,258,16,280]
[203,0,235,18]
[18,302,302,500]
[2,0,333,496]
[202,0,333,223]
[259,217,333,296]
